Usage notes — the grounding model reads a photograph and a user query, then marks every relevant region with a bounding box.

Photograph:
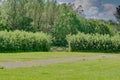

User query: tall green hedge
[0,30,52,52]
[67,32,120,52]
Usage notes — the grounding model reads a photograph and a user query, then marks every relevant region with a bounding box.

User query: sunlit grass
[0,52,100,62]
[0,57,120,80]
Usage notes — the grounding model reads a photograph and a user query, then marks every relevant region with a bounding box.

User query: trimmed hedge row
[67,32,120,52]
[0,30,52,52]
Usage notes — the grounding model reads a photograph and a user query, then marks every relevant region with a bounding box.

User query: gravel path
[0,54,118,69]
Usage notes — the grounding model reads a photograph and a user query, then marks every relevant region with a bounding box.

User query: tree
[114,5,120,31]
[26,0,44,31]
[41,0,58,33]
[68,2,84,16]
[115,5,120,23]
[53,4,80,46]
[1,0,33,31]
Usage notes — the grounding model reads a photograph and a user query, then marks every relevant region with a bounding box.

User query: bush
[66,32,120,52]
[77,19,114,35]
[0,30,52,52]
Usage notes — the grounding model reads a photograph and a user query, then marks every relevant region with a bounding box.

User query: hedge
[66,32,120,52]
[0,30,52,52]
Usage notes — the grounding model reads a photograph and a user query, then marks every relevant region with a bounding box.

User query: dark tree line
[115,5,120,23]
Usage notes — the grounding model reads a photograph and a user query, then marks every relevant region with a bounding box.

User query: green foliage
[0,30,52,52]
[1,0,30,30]
[41,0,58,33]
[0,0,58,32]
[67,32,120,52]
[77,18,114,35]
[0,0,117,48]
[0,21,6,30]
[16,17,35,32]
[53,4,80,46]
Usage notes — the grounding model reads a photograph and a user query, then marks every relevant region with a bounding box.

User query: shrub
[0,30,52,52]
[77,19,114,35]
[66,32,120,52]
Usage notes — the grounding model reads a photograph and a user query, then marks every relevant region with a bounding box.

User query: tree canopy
[115,5,120,23]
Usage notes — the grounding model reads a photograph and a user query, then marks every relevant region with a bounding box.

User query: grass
[0,57,120,80]
[0,52,100,62]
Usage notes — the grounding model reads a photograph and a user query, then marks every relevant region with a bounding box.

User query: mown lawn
[0,52,99,62]
[0,57,120,80]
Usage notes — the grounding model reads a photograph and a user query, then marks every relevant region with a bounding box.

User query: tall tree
[68,3,84,16]
[42,0,58,33]
[26,0,44,30]
[53,4,80,46]
[1,0,32,30]
[115,5,120,23]
[114,5,120,31]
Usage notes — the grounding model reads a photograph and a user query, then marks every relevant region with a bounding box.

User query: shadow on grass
[70,50,120,54]
[0,46,120,54]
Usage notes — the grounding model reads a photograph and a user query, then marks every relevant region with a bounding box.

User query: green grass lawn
[0,57,120,80]
[0,52,100,62]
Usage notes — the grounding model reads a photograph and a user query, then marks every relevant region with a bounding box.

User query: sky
[57,0,120,20]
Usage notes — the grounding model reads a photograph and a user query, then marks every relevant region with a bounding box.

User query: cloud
[74,0,116,20]
[74,0,102,9]
[74,0,100,6]
[87,7,99,15]
[74,0,101,16]
[57,0,117,20]
[57,0,74,3]
[58,2,66,4]
[97,11,116,20]
[97,3,116,20]
[102,3,116,11]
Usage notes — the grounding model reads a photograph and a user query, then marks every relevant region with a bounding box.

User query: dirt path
[0,54,118,69]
